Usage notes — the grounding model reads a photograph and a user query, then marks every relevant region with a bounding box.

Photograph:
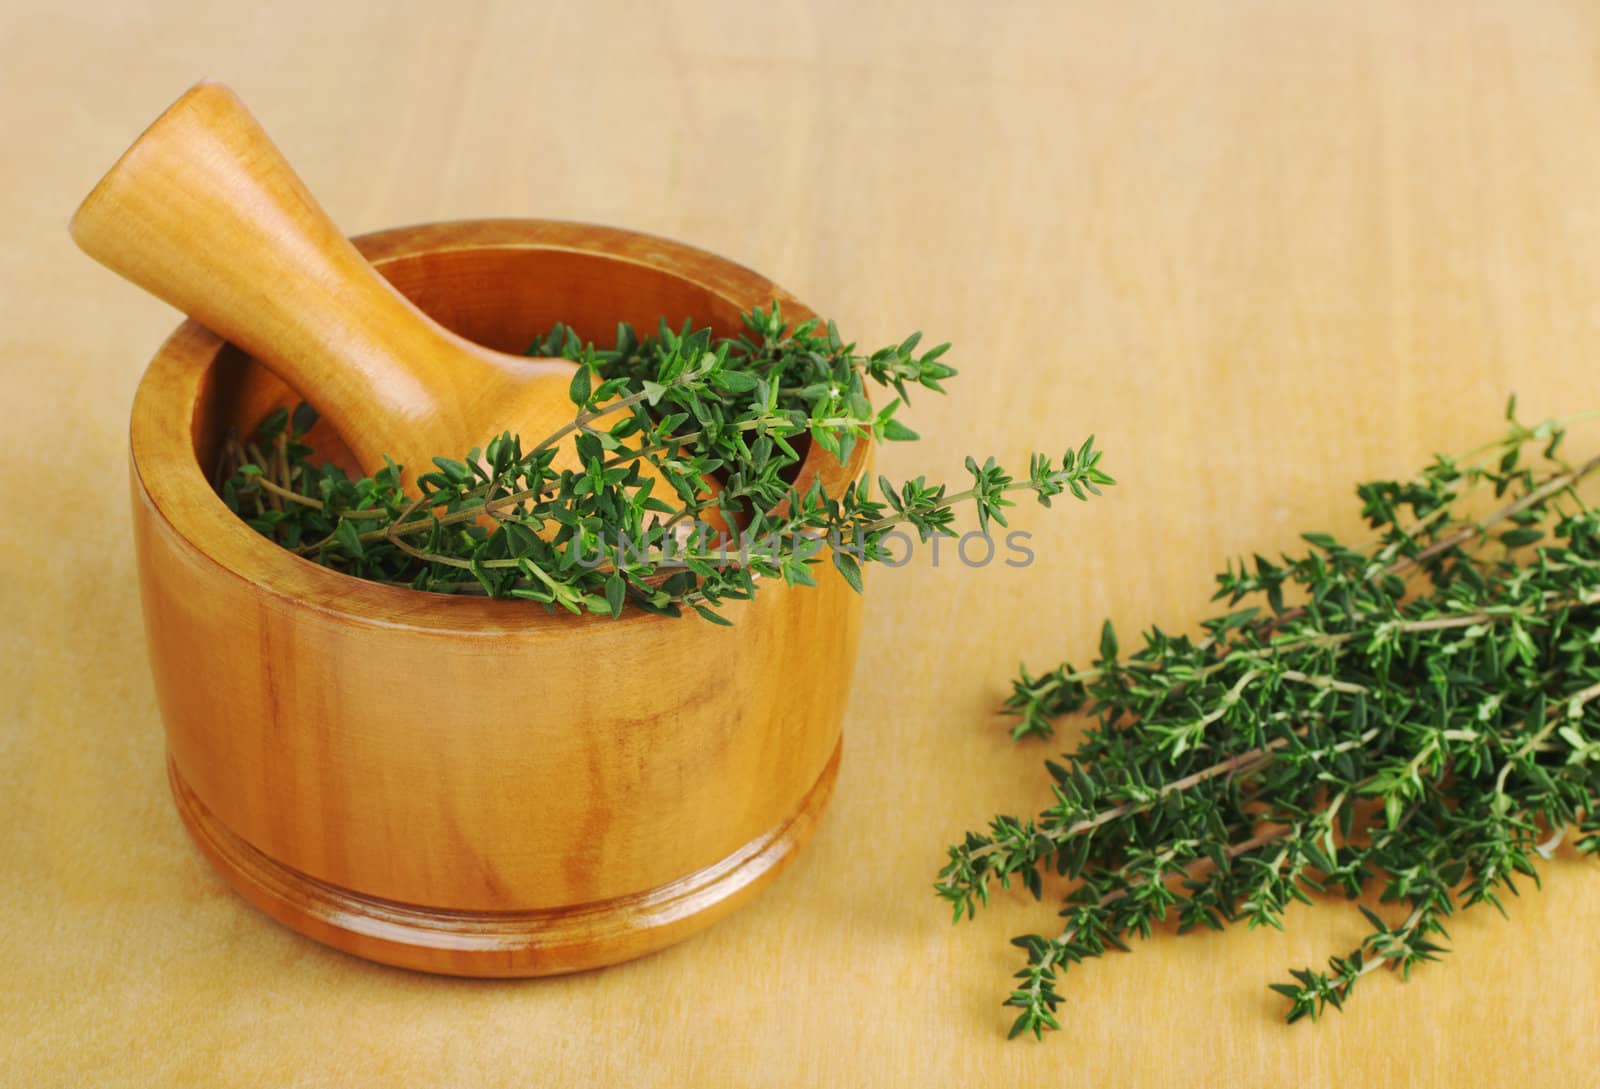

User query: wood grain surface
[5,1,1599,1085]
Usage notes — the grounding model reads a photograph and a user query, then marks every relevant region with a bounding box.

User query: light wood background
[5,1,1599,1085]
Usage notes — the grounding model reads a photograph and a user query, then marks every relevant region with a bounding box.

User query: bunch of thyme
[219,304,1113,622]
[938,401,1600,1037]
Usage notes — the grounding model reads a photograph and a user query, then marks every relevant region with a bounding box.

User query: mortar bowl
[129,219,867,977]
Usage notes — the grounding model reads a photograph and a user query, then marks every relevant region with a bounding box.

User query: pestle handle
[70,80,571,479]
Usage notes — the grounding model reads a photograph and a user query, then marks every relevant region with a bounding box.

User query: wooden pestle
[71,80,688,507]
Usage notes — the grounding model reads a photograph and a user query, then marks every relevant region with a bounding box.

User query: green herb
[218,304,1113,621]
[939,399,1600,1038]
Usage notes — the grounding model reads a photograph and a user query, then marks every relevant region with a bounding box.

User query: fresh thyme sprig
[219,304,1113,621]
[939,400,1600,1038]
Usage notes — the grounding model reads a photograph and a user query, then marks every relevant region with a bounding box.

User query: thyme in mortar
[219,304,1113,622]
[939,401,1600,1037]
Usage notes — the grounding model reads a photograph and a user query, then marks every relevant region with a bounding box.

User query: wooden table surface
[6,1,1599,1085]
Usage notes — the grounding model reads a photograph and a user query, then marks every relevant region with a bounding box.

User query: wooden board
[3,1,1597,1084]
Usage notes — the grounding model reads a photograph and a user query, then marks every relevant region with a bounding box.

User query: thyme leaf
[218,304,1112,620]
[941,401,1600,1037]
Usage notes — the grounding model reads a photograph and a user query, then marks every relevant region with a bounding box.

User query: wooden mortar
[127,218,868,976]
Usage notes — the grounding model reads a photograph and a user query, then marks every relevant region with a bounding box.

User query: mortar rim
[129,217,867,638]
